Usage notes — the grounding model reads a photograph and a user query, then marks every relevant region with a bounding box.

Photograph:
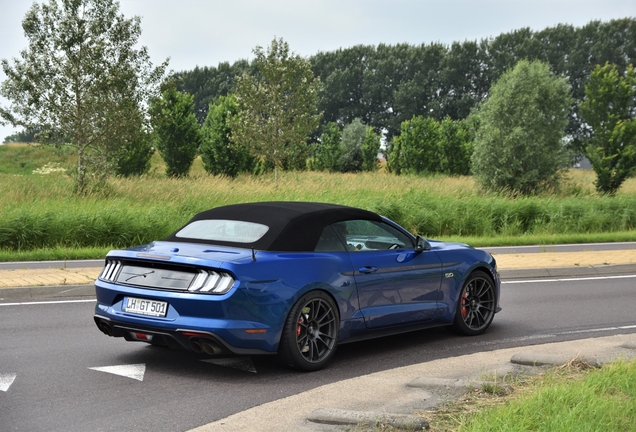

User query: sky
[1,0,635,141]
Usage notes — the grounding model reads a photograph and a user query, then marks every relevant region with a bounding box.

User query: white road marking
[201,357,257,373]
[457,325,636,349]
[502,274,636,284]
[0,374,17,392]
[0,299,96,306]
[556,324,636,335]
[89,364,146,381]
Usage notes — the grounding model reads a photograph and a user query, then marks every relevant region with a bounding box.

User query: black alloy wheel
[453,270,496,336]
[278,291,339,371]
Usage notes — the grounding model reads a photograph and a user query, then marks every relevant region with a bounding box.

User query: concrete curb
[0,284,95,301]
[408,377,477,395]
[308,408,429,430]
[510,352,602,367]
[0,259,103,270]
[408,377,475,387]
[621,341,636,350]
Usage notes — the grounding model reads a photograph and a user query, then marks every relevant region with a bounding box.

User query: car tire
[452,270,496,336]
[278,291,339,371]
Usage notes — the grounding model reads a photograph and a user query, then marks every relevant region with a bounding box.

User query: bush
[361,126,381,171]
[471,60,573,194]
[310,122,342,172]
[439,117,472,175]
[150,86,201,177]
[200,95,254,177]
[339,118,366,172]
[388,116,440,174]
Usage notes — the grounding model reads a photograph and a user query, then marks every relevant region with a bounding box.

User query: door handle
[359,266,378,274]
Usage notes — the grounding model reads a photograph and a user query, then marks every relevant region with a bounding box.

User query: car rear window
[175,219,270,244]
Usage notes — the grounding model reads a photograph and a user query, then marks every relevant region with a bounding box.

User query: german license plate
[123,297,168,317]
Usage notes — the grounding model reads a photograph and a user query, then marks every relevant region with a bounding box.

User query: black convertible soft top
[164,201,382,252]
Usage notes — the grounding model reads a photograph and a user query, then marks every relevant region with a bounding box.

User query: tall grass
[2,155,636,251]
[453,359,636,431]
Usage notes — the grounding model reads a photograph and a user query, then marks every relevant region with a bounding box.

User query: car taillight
[100,260,121,282]
[188,270,235,294]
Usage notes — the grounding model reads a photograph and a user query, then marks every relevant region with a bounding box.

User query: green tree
[312,45,373,128]
[3,128,37,143]
[386,136,402,175]
[439,117,473,175]
[310,122,341,172]
[0,0,167,193]
[150,86,201,177]
[361,126,381,171]
[114,127,153,176]
[471,60,572,194]
[172,60,253,124]
[361,44,408,138]
[580,63,636,195]
[167,19,636,148]
[97,92,153,177]
[200,94,253,178]
[231,37,322,181]
[388,116,441,175]
[339,118,367,172]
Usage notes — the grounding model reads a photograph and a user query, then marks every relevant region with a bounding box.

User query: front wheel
[278,291,339,371]
[452,271,496,336]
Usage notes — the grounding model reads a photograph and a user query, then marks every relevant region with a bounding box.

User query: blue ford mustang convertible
[94,202,501,371]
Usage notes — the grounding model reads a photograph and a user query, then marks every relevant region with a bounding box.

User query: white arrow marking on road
[201,357,257,373]
[89,364,146,381]
[0,374,17,392]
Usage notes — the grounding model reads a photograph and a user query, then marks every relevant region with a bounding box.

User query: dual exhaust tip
[97,320,114,337]
[190,339,222,355]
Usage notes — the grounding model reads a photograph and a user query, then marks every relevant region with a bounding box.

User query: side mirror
[415,235,431,252]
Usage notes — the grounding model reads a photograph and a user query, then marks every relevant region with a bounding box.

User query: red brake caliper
[297,317,303,337]
[461,291,468,318]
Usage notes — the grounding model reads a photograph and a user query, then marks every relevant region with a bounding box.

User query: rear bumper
[93,280,281,354]
[93,314,274,356]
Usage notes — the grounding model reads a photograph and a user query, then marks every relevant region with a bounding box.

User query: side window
[332,220,414,251]
[314,225,347,252]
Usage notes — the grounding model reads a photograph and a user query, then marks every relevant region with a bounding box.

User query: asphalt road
[1,272,635,431]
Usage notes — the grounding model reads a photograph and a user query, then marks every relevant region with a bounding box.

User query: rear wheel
[278,291,339,371]
[453,271,496,336]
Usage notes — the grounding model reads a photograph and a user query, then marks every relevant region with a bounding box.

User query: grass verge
[2,150,636,259]
[421,359,636,432]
